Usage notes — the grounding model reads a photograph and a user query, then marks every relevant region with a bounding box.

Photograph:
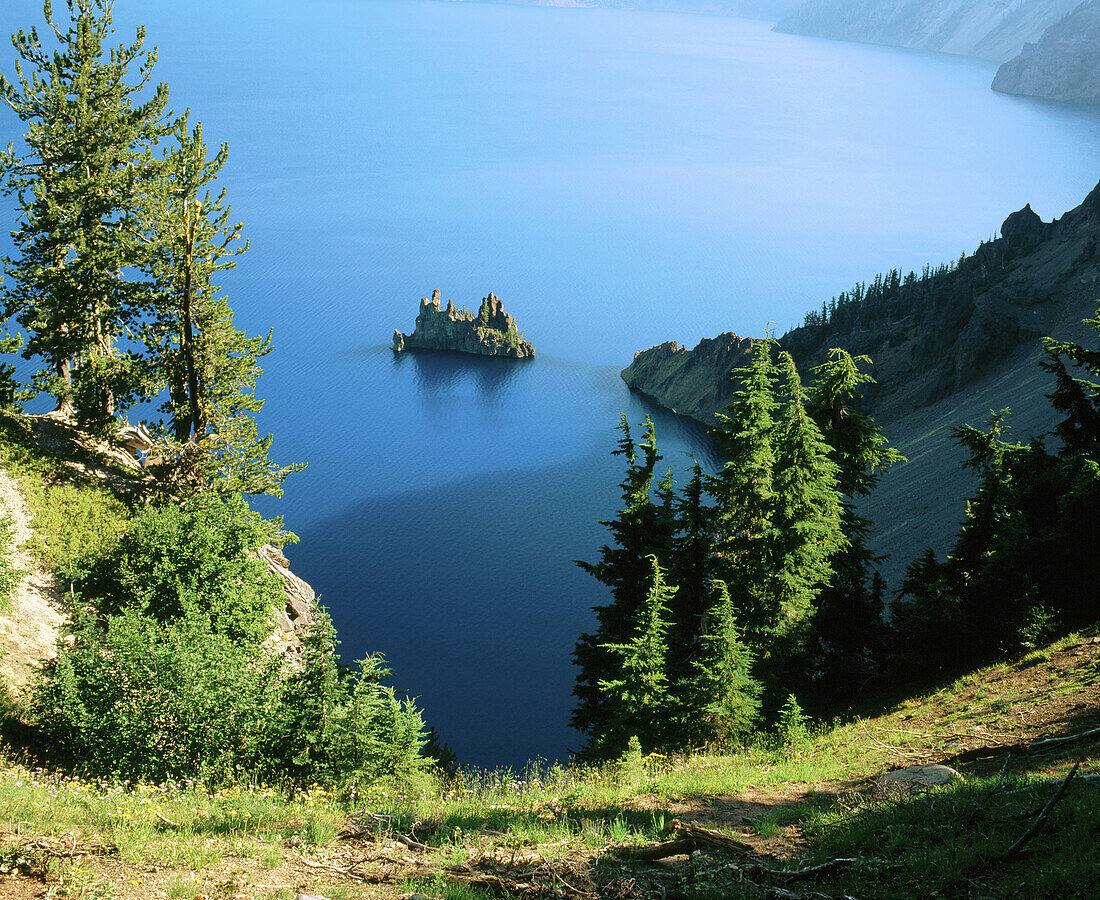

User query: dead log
[397,833,429,852]
[667,819,754,855]
[1026,726,1100,752]
[612,837,696,861]
[752,858,858,879]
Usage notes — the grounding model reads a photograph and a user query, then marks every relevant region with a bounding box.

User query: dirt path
[0,468,64,697]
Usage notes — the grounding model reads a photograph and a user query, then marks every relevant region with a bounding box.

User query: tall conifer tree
[706,337,779,644]
[572,416,669,748]
[770,350,845,647]
[141,119,301,497]
[805,349,901,700]
[595,555,675,756]
[0,0,174,422]
[678,579,760,746]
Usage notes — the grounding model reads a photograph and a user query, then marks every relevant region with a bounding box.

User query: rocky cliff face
[622,333,757,422]
[627,183,1100,427]
[775,0,1083,62]
[394,290,535,359]
[255,545,318,666]
[444,1,802,18]
[992,1,1100,104]
[624,180,1100,585]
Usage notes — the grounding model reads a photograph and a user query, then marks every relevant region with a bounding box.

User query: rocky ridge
[393,290,535,358]
[774,0,1083,63]
[623,180,1100,585]
[992,1,1100,105]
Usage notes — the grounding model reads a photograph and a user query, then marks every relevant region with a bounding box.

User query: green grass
[0,413,133,581]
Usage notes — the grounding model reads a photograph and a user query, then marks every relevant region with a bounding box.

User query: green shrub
[0,516,21,613]
[271,608,428,793]
[83,494,282,646]
[34,608,282,783]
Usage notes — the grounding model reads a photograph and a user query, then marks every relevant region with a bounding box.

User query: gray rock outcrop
[255,545,318,666]
[393,290,535,359]
[621,332,757,422]
[877,763,963,790]
[992,1,1100,105]
[775,0,1083,63]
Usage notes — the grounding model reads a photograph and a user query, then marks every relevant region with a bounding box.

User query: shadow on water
[393,349,529,411]
[294,451,623,769]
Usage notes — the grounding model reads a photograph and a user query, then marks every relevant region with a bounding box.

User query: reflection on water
[396,349,527,415]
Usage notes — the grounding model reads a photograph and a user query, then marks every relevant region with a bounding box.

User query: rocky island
[393,290,535,359]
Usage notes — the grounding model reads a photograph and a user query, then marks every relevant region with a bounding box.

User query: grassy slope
[0,629,1093,899]
[0,412,1096,898]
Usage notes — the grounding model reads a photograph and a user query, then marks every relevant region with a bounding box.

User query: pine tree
[0,0,175,422]
[141,118,302,497]
[679,579,760,747]
[767,351,846,695]
[572,416,669,746]
[665,459,712,671]
[805,349,901,701]
[595,555,675,756]
[277,606,348,785]
[706,337,779,644]
[1041,303,1100,460]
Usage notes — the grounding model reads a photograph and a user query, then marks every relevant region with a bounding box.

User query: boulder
[876,764,963,789]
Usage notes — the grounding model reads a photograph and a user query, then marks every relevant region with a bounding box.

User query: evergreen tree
[595,555,675,756]
[0,0,175,422]
[665,459,712,671]
[276,606,348,785]
[706,337,779,644]
[572,416,669,746]
[1041,303,1100,460]
[770,351,845,642]
[805,349,901,701]
[141,119,301,497]
[678,579,760,747]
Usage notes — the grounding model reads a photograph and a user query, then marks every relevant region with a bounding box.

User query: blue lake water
[2,0,1100,766]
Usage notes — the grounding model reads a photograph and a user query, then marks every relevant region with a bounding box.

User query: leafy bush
[0,516,21,613]
[83,494,282,646]
[34,608,282,783]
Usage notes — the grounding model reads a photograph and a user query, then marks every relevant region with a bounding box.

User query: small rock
[877,764,963,788]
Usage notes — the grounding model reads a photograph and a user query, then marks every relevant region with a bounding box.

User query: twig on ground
[1000,759,1081,860]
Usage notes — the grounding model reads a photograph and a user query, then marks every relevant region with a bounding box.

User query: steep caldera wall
[775,0,1083,62]
[992,1,1100,105]
[393,290,535,359]
[443,1,803,19]
[624,181,1100,585]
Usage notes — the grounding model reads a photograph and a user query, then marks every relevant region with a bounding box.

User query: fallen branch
[1026,727,1100,752]
[612,838,695,861]
[396,833,429,852]
[155,811,180,829]
[667,818,754,855]
[1000,760,1081,860]
[752,858,858,879]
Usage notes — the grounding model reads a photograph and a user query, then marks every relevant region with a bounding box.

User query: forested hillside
[624,182,1100,584]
